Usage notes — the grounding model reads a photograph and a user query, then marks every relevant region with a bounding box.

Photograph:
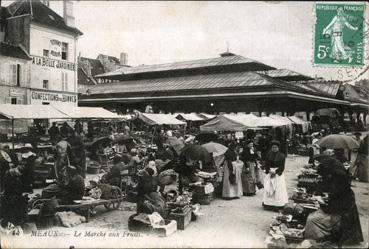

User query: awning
[53,106,122,119]
[137,112,186,126]
[198,113,216,120]
[0,104,69,119]
[254,116,287,127]
[200,114,259,131]
[269,114,294,126]
[175,113,204,121]
[288,116,311,133]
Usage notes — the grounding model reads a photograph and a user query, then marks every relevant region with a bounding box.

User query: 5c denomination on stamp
[314,3,365,66]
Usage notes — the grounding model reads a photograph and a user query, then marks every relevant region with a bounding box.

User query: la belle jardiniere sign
[32,55,76,71]
[314,3,365,66]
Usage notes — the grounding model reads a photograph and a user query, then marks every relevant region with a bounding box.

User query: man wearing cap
[41,141,85,203]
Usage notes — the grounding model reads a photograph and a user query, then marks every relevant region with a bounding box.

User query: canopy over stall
[53,106,123,119]
[288,116,311,133]
[254,116,287,127]
[137,112,186,126]
[0,104,69,119]
[200,114,259,131]
[198,113,216,120]
[175,113,204,122]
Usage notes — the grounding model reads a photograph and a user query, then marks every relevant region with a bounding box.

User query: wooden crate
[168,206,191,230]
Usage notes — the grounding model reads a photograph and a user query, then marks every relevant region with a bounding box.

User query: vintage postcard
[0,1,368,249]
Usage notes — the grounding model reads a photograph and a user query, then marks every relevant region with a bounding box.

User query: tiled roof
[96,55,275,77]
[78,68,96,86]
[290,81,341,97]
[84,71,319,96]
[0,42,31,60]
[79,57,105,76]
[7,0,82,35]
[258,69,313,81]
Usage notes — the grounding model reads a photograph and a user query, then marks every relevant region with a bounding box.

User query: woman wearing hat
[262,140,288,210]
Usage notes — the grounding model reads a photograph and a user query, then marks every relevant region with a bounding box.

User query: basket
[87,165,100,174]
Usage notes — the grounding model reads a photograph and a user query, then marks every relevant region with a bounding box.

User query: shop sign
[31,55,76,71]
[31,90,77,103]
[50,39,62,58]
[9,89,24,96]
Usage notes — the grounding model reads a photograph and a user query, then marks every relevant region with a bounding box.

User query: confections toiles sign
[31,55,76,71]
[31,90,77,103]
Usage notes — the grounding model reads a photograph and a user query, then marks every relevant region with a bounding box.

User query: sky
[3,1,369,81]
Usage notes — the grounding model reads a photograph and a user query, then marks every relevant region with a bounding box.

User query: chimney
[120,52,128,66]
[63,0,75,28]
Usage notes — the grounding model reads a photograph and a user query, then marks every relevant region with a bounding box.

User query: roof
[137,112,186,126]
[200,114,259,132]
[78,68,96,92]
[258,69,313,81]
[297,81,341,97]
[7,0,82,36]
[96,54,275,78]
[342,84,368,104]
[79,57,106,76]
[0,104,69,119]
[83,71,318,97]
[97,54,120,64]
[198,113,216,120]
[0,42,31,60]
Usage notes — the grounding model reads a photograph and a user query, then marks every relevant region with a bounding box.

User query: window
[11,98,17,105]
[61,42,68,60]
[43,49,49,57]
[43,80,49,89]
[11,64,16,85]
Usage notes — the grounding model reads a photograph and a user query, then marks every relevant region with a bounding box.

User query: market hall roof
[79,71,351,106]
[0,42,31,60]
[6,0,83,36]
[82,71,319,96]
[95,54,276,79]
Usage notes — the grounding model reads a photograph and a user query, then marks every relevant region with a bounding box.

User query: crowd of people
[0,119,367,247]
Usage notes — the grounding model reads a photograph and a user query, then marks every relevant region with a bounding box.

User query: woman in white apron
[262,140,288,210]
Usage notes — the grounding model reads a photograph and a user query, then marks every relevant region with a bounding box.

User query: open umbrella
[112,134,135,145]
[317,134,359,150]
[201,142,228,157]
[166,137,185,155]
[195,132,218,144]
[180,144,211,163]
[315,108,340,117]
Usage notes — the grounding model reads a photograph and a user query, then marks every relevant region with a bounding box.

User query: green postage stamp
[314,3,366,66]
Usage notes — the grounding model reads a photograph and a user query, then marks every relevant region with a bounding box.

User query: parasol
[166,137,185,155]
[112,134,135,145]
[315,108,341,117]
[317,134,359,150]
[201,142,228,157]
[180,144,211,163]
[195,132,218,144]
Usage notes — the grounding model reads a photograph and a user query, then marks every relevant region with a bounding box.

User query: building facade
[0,0,82,107]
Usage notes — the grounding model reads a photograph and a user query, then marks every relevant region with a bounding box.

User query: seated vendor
[101,155,127,186]
[305,156,363,246]
[0,158,34,227]
[136,168,166,218]
[176,155,203,194]
[41,141,85,203]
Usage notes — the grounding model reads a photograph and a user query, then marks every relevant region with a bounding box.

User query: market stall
[199,113,260,132]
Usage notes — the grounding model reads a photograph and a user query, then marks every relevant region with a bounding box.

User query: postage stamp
[314,3,366,66]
